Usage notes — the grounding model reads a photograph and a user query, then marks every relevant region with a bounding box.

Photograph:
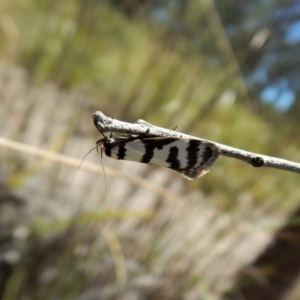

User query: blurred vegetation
[0,0,300,299]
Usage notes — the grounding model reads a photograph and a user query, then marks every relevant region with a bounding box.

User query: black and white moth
[93,116,219,180]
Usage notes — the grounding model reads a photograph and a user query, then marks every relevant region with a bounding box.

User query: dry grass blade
[0,136,182,207]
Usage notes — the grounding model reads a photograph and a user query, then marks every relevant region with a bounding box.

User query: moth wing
[107,139,147,161]
[106,137,219,180]
[128,138,219,180]
[177,143,220,179]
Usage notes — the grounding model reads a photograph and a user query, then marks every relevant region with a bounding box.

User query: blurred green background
[0,0,300,299]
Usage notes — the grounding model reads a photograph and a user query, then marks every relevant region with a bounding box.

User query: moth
[93,116,219,180]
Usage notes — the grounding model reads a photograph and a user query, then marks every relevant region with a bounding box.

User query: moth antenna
[100,146,109,201]
[93,132,110,200]
[79,142,109,201]
[172,125,178,131]
[77,146,98,169]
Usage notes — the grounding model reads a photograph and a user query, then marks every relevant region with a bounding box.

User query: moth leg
[96,138,105,144]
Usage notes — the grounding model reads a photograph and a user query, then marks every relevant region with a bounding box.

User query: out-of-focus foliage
[110,0,300,119]
[215,0,300,117]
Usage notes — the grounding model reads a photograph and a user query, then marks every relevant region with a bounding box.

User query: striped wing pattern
[100,136,219,180]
